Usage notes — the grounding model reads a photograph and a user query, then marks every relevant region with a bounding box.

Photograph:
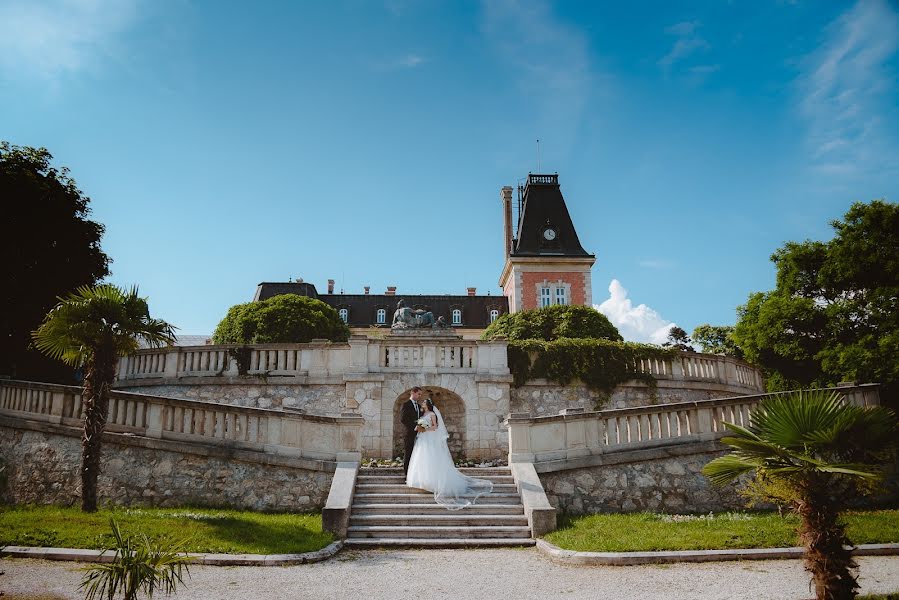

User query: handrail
[0,379,363,463]
[505,384,881,465]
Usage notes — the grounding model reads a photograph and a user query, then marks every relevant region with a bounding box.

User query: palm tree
[33,284,175,512]
[703,390,898,600]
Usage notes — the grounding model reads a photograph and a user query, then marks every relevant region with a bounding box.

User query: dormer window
[489,309,499,323]
[338,308,349,323]
[452,309,462,325]
[376,308,386,324]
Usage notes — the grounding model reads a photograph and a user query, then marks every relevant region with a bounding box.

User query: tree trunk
[797,480,858,600]
[80,348,117,512]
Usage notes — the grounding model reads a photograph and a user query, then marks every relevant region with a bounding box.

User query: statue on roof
[392,299,437,329]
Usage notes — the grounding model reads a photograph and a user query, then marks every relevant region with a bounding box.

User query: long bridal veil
[407,406,493,510]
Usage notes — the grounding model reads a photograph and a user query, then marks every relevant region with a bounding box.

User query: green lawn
[544,509,899,553]
[0,505,333,555]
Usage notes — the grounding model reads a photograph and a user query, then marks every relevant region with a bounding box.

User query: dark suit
[400,398,421,475]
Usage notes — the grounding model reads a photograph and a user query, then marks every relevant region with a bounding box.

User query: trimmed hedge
[481,304,622,342]
[212,295,350,344]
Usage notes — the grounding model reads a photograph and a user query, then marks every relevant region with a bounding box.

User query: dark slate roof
[254,282,320,301]
[512,174,593,257]
[137,335,210,349]
[253,282,510,329]
[319,295,509,328]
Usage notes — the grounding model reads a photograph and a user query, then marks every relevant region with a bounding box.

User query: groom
[400,386,425,476]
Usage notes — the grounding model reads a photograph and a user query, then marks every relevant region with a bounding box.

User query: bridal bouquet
[415,417,432,429]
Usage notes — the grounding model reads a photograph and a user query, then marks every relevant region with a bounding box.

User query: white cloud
[798,0,899,177]
[595,279,675,345]
[659,20,709,69]
[0,0,140,81]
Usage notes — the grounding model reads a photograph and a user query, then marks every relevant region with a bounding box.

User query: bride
[406,398,493,510]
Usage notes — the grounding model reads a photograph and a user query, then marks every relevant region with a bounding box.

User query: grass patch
[0,505,333,555]
[543,509,899,553]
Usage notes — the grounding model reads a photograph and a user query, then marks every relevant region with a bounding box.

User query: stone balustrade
[116,337,511,383]
[0,379,364,463]
[506,383,881,469]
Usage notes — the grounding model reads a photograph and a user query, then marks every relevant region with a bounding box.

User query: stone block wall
[512,381,746,416]
[538,445,745,515]
[123,383,345,414]
[0,425,332,512]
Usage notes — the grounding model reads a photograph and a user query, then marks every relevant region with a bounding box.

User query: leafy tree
[692,324,743,358]
[703,390,898,600]
[213,294,350,344]
[662,326,694,352]
[732,200,899,408]
[1,142,111,382]
[481,304,622,342]
[32,285,175,512]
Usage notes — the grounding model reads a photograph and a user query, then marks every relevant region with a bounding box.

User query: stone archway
[392,387,466,461]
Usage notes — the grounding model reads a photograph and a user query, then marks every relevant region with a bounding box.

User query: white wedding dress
[406,407,493,510]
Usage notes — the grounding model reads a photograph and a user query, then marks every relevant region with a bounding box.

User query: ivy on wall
[508,338,678,394]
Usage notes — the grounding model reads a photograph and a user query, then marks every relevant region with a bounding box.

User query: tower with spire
[499,174,596,313]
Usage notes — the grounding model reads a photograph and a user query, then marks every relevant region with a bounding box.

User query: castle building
[254,173,595,338]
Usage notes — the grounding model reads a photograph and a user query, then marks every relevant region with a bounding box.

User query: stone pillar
[507,413,534,463]
[163,349,180,378]
[146,403,163,438]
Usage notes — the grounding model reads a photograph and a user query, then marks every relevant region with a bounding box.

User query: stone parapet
[0,379,363,463]
[506,384,881,469]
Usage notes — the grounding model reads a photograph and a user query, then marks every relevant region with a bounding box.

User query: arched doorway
[392,387,466,461]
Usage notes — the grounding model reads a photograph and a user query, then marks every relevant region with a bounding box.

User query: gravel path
[3,550,899,600]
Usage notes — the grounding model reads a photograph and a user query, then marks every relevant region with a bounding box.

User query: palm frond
[702,454,760,486]
[32,283,176,366]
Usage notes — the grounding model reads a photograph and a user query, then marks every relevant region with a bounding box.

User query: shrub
[212,295,349,344]
[481,304,622,342]
[508,338,676,394]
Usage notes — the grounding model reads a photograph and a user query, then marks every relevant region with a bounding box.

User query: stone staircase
[344,467,535,548]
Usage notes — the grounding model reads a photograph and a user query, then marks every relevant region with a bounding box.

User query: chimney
[467,287,476,296]
[364,286,370,295]
[501,186,513,259]
[327,279,334,294]
[386,286,396,296]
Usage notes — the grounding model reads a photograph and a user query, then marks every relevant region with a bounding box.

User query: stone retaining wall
[538,444,744,514]
[0,424,332,512]
[511,380,756,416]
[122,382,346,414]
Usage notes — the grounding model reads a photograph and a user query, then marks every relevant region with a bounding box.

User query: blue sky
[2,0,897,343]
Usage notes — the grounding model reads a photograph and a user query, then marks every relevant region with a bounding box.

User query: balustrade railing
[506,384,881,466]
[114,340,763,393]
[115,337,510,382]
[0,380,363,463]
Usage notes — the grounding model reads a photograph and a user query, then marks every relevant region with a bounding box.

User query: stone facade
[0,425,332,512]
[511,380,750,416]
[342,373,511,461]
[123,382,346,414]
[539,446,745,515]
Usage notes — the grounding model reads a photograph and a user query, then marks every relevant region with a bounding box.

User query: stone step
[356,483,518,494]
[359,468,511,476]
[343,537,536,549]
[349,514,529,527]
[346,525,532,539]
[351,503,525,515]
[356,475,515,485]
[353,493,522,505]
